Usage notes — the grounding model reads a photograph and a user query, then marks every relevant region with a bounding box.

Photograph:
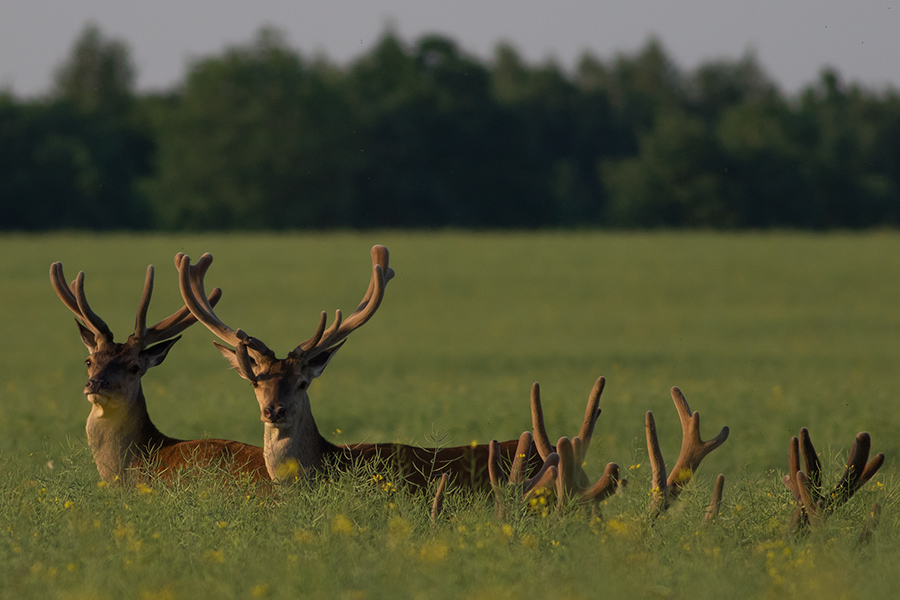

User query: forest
[2,24,900,231]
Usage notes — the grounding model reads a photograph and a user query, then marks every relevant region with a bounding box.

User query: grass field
[2,231,899,598]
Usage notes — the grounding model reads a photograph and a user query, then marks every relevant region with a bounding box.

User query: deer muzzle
[84,378,110,395]
[262,404,286,424]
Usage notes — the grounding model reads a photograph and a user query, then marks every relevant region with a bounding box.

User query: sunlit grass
[2,231,900,598]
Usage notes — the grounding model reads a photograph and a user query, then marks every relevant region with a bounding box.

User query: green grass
[2,231,900,598]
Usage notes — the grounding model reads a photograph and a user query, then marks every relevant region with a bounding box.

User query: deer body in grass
[51,262,267,484]
[176,246,538,489]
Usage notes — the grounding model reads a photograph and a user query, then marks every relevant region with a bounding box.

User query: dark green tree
[145,27,360,229]
[348,33,546,227]
[53,23,135,116]
[603,110,731,226]
[1,24,151,230]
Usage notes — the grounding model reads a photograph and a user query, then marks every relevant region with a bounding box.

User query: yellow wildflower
[330,514,355,536]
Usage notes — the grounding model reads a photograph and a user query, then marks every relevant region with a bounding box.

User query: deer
[175,246,549,491]
[783,427,884,534]
[50,261,267,485]
[487,379,729,519]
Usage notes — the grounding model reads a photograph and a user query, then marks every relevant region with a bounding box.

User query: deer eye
[129,364,141,375]
[84,358,91,367]
[298,381,309,391]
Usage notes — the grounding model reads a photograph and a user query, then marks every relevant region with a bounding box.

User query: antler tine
[704,474,726,522]
[646,411,669,513]
[556,437,577,504]
[233,340,259,384]
[833,432,885,502]
[530,383,555,460]
[50,262,84,320]
[508,431,534,486]
[860,453,886,488]
[526,458,560,494]
[665,387,730,497]
[489,439,508,489]
[783,436,802,501]
[797,428,822,494]
[580,462,620,503]
[71,270,115,341]
[133,265,154,342]
[833,432,871,500]
[298,311,331,352]
[577,377,605,455]
[356,245,395,312]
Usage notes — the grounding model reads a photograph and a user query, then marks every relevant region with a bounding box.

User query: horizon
[2,0,899,98]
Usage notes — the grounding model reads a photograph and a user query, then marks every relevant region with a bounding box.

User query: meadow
[2,231,899,598]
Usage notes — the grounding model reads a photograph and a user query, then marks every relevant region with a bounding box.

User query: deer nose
[263,404,286,422]
[84,378,109,394]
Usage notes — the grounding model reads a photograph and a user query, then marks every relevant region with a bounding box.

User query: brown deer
[175,246,543,490]
[783,427,884,533]
[51,261,267,485]
[488,379,728,517]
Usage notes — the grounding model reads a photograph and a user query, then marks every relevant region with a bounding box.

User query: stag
[783,427,884,533]
[488,379,728,518]
[51,261,267,484]
[176,246,541,490]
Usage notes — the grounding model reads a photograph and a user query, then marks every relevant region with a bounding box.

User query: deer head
[50,261,222,481]
[175,246,394,479]
[51,262,220,415]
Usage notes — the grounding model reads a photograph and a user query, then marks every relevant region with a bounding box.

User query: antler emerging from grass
[488,432,560,518]
[531,377,621,507]
[783,428,884,532]
[645,387,729,515]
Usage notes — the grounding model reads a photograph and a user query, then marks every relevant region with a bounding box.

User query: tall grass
[2,231,899,598]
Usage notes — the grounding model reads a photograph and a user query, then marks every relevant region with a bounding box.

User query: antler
[291,245,395,360]
[488,432,560,518]
[646,387,729,513]
[50,262,114,343]
[531,378,620,506]
[51,261,219,346]
[175,252,275,365]
[177,247,393,367]
[783,428,884,531]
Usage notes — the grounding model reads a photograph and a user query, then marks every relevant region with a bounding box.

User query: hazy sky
[2,0,898,97]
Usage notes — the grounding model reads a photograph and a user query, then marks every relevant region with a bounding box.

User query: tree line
[3,24,900,231]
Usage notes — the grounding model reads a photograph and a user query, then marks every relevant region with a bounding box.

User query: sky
[2,0,898,98]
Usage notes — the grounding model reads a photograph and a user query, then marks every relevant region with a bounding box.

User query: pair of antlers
[783,428,884,532]
[50,261,220,347]
[174,246,395,365]
[484,379,729,518]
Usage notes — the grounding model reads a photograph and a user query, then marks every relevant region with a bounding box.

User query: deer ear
[307,342,344,379]
[143,336,181,368]
[76,319,99,352]
[214,341,256,381]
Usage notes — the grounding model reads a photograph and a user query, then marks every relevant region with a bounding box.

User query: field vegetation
[2,231,899,598]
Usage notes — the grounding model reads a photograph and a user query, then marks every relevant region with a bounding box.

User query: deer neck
[262,399,336,481]
[85,386,169,483]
